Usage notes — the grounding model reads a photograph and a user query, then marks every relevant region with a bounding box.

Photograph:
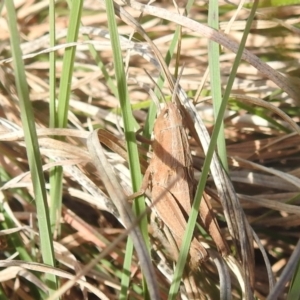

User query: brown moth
[144,101,208,269]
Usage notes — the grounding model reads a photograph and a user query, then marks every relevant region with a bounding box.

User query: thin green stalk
[208,0,228,171]
[4,0,57,294]
[50,1,83,235]
[104,1,151,299]
[49,0,56,129]
[48,0,60,238]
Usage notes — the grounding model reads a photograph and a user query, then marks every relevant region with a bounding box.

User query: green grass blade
[288,257,300,300]
[49,0,56,129]
[208,0,228,171]
[57,1,83,128]
[48,0,60,239]
[4,0,57,293]
[104,1,151,299]
[84,37,119,99]
[249,0,300,7]
[50,0,84,234]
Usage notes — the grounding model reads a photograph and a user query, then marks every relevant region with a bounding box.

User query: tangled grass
[0,1,300,299]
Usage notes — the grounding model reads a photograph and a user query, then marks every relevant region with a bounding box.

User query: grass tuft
[1,1,300,299]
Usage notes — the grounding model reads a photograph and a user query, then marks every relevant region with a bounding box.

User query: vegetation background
[0,0,300,299]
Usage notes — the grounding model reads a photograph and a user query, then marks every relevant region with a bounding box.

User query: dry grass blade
[0,122,121,216]
[231,156,300,189]
[230,94,300,135]
[216,167,255,297]
[0,260,108,299]
[86,129,160,300]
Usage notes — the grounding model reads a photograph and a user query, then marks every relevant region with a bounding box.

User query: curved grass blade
[87,130,159,300]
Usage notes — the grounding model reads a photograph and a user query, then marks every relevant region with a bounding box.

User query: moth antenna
[171,64,185,104]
